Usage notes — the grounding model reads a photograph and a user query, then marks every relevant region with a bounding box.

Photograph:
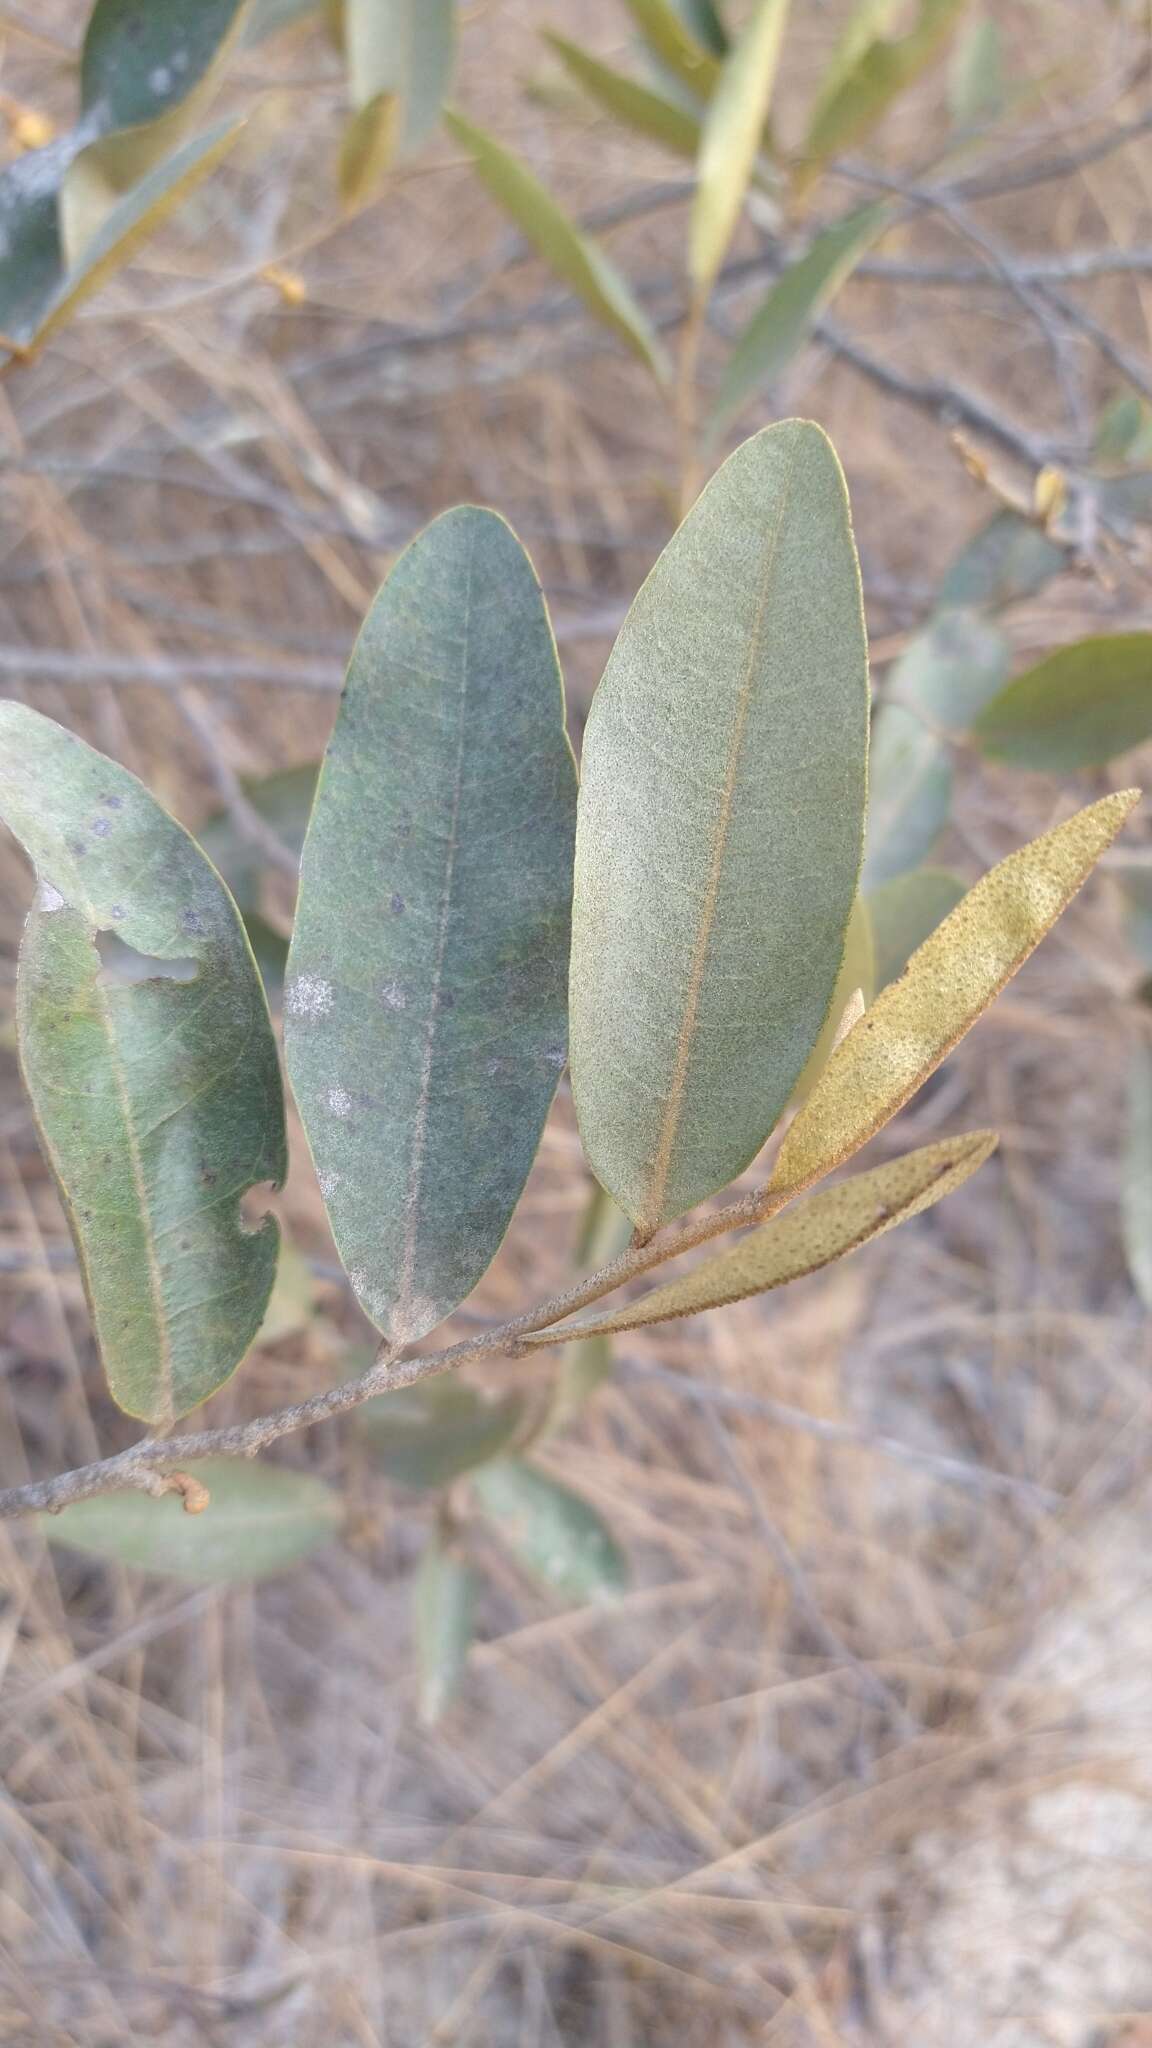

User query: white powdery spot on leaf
[317,1168,341,1199]
[286,973,333,1019]
[148,65,172,93]
[326,1086,351,1119]
[381,980,407,1010]
[37,881,65,913]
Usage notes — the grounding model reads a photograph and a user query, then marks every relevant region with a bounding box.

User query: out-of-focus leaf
[445,111,669,382]
[529,1131,996,1343]
[948,13,1005,128]
[1117,858,1152,970]
[357,1376,526,1489]
[863,610,1009,888]
[867,866,966,988]
[338,91,399,210]
[1123,1039,1152,1310]
[415,1533,477,1722]
[286,507,577,1345]
[241,910,290,1007]
[863,703,953,887]
[789,894,876,1107]
[196,762,319,914]
[621,0,723,97]
[255,1234,316,1346]
[670,0,729,56]
[974,633,1152,773]
[544,34,701,156]
[1101,471,1152,535]
[1095,393,1152,469]
[770,791,1139,1201]
[801,0,969,171]
[570,421,869,1234]
[0,703,286,1424]
[548,1183,634,1432]
[346,0,456,151]
[810,0,900,110]
[244,0,323,42]
[709,204,886,433]
[937,508,1066,613]
[36,122,242,356]
[44,1459,341,1582]
[0,137,76,350]
[473,1460,627,1603]
[80,0,247,132]
[690,0,790,290]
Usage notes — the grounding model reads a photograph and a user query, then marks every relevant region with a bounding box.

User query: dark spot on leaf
[67,838,87,859]
[181,908,205,936]
[390,893,405,915]
[200,1166,218,1186]
[110,905,126,921]
[90,818,112,839]
[437,989,455,1011]
[99,794,123,810]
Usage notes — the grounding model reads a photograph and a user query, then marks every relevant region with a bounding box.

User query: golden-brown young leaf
[768,790,1139,1203]
[525,1130,997,1342]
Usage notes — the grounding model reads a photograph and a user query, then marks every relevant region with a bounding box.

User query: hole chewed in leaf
[95,931,199,987]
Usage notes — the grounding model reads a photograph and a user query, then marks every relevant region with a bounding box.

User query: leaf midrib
[640,436,799,1233]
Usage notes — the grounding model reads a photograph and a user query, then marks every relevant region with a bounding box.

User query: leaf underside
[285,506,577,1346]
[528,1129,997,1341]
[569,419,870,1233]
[44,1458,341,1581]
[0,703,287,1424]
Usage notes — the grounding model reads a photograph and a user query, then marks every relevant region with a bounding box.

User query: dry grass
[2,1,1152,2040]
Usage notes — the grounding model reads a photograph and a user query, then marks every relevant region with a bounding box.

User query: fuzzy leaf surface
[285,507,577,1344]
[569,421,869,1232]
[770,791,1139,1200]
[527,1131,997,1341]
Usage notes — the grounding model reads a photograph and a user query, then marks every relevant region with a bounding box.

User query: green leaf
[1123,1040,1152,1311]
[240,910,290,1008]
[473,1460,627,1603]
[709,204,887,434]
[788,893,876,1107]
[528,1131,997,1342]
[35,122,242,357]
[621,0,723,97]
[670,0,729,56]
[863,609,1009,888]
[867,866,966,988]
[1095,392,1152,469]
[356,1375,525,1489]
[551,1334,616,1429]
[254,1233,316,1346]
[286,507,577,1345]
[0,139,73,350]
[346,0,456,150]
[415,1532,477,1722]
[80,0,248,132]
[947,12,1005,128]
[570,420,869,1234]
[1117,858,1152,971]
[801,0,969,170]
[937,508,1066,613]
[863,703,953,888]
[338,91,400,210]
[689,0,791,291]
[196,762,319,913]
[769,791,1139,1202]
[974,633,1152,773]
[444,110,669,383]
[0,703,287,1424]
[43,1459,341,1582]
[544,34,702,156]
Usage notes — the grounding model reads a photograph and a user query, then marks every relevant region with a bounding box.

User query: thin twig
[0,1185,775,1521]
